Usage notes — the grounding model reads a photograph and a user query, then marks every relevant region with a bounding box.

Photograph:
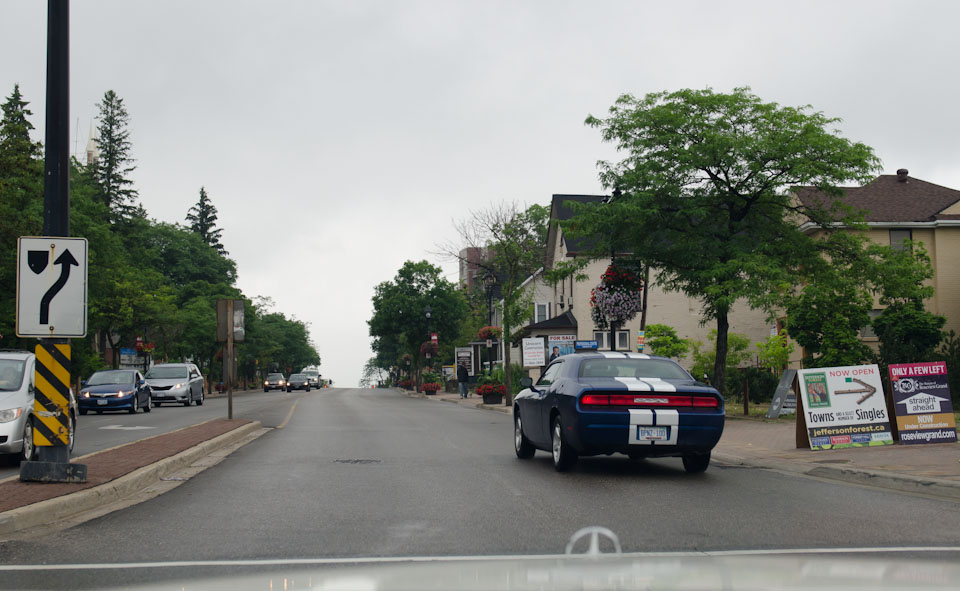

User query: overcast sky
[4,1,960,386]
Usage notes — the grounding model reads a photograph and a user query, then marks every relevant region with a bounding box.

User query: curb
[396,388,512,414]
[712,451,960,501]
[0,420,262,537]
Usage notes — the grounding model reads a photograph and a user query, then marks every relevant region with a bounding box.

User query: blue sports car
[514,352,724,472]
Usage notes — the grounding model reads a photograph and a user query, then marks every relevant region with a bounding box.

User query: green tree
[186,186,227,254]
[0,84,44,345]
[94,90,138,218]
[643,324,690,359]
[443,202,548,401]
[690,330,752,385]
[368,260,467,389]
[575,87,880,394]
[755,330,794,373]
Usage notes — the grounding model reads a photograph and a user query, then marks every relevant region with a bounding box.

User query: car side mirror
[519,377,533,389]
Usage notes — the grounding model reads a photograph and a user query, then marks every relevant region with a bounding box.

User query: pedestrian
[456,363,469,399]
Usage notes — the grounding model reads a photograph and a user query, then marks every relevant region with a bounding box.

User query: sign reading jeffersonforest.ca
[889,361,957,445]
[797,364,894,451]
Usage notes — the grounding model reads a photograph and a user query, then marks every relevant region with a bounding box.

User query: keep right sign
[889,362,958,445]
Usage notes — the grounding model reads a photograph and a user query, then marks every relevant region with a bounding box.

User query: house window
[593,330,630,350]
[534,302,549,324]
[860,309,883,339]
[890,229,912,252]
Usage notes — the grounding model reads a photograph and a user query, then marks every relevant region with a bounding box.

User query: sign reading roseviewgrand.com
[797,365,894,451]
[889,361,958,445]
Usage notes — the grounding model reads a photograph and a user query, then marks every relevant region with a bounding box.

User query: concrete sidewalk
[397,387,960,500]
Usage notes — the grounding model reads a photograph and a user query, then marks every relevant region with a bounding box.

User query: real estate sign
[522,337,546,367]
[889,361,957,445]
[797,364,894,451]
[548,334,576,359]
[455,347,474,377]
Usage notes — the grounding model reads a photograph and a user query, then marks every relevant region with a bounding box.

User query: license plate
[636,426,668,441]
[97,399,108,406]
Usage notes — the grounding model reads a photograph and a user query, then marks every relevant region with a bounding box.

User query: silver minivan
[0,350,77,462]
[145,363,205,407]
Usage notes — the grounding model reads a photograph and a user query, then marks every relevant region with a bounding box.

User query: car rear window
[579,358,691,380]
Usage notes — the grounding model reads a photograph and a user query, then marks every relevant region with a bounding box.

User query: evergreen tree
[185,186,226,254]
[94,90,138,218]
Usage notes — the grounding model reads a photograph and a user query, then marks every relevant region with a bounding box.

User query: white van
[0,350,77,462]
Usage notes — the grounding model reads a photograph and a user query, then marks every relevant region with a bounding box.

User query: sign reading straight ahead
[16,237,88,338]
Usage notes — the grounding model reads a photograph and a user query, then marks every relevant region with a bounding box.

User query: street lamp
[483,272,497,375]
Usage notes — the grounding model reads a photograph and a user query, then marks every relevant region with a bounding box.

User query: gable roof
[545,195,607,266]
[525,309,578,331]
[795,173,960,223]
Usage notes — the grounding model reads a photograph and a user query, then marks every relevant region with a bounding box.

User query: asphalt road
[2,387,959,589]
[0,389,302,480]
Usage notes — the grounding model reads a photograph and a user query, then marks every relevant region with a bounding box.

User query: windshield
[86,370,136,386]
[289,374,306,380]
[145,367,188,379]
[579,358,693,381]
[0,359,26,391]
[267,374,284,379]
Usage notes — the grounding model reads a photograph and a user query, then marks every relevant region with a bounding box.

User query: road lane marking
[3,547,960,570]
[99,425,156,431]
[276,398,299,429]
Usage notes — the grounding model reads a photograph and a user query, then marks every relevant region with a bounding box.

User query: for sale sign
[889,362,957,445]
[797,364,894,451]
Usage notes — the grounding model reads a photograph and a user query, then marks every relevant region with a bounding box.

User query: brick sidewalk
[0,418,250,513]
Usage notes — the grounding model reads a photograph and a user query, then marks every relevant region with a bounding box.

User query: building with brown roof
[795,168,960,344]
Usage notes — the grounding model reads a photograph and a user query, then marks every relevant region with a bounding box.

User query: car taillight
[692,396,720,408]
[581,393,721,409]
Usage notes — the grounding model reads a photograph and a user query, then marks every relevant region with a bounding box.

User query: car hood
[0,389,28,408]
[145,378,188,387]
[105,553,960,590]
[82,384,135,394]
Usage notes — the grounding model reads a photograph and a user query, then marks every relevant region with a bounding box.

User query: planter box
[482,392,503,405]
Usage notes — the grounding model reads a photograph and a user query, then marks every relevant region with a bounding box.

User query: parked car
[79,369,152,415]
[0,349,77,462]
[263,373,286,392]
[286,373,311,392]
[145,363,205,407]
[513,352,724,473]
[301,368,321,388]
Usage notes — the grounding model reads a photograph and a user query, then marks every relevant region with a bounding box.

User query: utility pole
[20,0,88,483]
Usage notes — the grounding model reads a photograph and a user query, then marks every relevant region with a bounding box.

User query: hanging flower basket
[477,326,502,341]
[590,264,644,328]
[420,341,439,357]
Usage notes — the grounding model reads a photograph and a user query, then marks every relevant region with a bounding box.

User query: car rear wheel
[682,451,711,474]
[551,416,577,472]
[129,395,139,414]
[514,411,535,459]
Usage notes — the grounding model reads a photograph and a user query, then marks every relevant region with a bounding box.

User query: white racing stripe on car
[628,409,678,446]
[614,377,677,392]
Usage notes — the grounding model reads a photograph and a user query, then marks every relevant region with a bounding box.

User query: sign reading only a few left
[16,236,88,338]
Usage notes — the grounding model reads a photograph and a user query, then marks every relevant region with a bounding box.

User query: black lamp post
[483,272,497,375]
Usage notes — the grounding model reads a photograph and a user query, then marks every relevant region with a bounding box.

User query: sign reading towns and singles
[889,361,957,445]
[797,364,894,451]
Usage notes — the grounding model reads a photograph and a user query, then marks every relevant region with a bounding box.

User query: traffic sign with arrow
[16,236,88,338]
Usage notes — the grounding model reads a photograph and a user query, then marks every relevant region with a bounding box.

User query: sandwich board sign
[889,362,957,445]
[797,364,893,450]
[16,237,88,338]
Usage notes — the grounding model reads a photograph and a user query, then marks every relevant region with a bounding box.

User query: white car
[0,349,77,462]
[145,363,205,407]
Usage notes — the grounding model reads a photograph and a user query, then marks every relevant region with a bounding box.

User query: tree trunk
[107,334,121,369]
[639,267,650,331]
[713,311,729,397]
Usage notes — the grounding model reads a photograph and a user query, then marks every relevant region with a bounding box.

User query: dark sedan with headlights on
[513,352,724,473]
[78,369,152,415]
[285,373,311,392]
[263,373,286,392]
